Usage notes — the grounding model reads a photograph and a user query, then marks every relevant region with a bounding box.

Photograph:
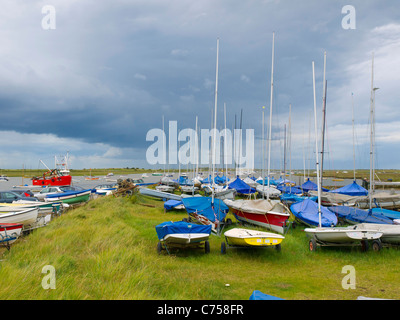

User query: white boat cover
[224,199,289,215]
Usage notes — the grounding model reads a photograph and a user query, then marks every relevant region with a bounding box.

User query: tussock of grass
[0,195,399,300]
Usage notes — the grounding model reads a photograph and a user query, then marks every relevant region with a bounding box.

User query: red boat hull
[230,208,288,234]
[32,175,72,186]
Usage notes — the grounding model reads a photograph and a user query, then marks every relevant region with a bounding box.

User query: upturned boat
[0,207,39,228]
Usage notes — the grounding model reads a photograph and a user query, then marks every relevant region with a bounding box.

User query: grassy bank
[0,194,399,300]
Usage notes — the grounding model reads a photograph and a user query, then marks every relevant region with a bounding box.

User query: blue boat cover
[201,175,213,184]
[155,221,212,240]
[301,178,329,192]
[249,290,284,300]
[164,200,183,211]
[371,208,400,220]
[329,181,368,196]
[328,206,394,224]
[280,193,317,203]
[290,199,338,227]
[214,175,229,184]
[228,177,256,194]
[256,177,276,185]
[276,185,303,194]
[181,196,229,222]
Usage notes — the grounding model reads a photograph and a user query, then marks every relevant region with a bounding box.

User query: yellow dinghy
[221,228,284,254]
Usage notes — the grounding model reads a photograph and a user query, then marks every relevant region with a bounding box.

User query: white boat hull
[0,208,39,228]
[355,223,400,244]
[161,233,210,245]
[305,226,383,244]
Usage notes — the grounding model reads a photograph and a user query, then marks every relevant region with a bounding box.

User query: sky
[0,0,399,171]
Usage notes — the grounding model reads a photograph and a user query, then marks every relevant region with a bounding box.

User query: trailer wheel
[372,240,382,252]
[205,241,210,254]
[157,241,163,254]
[225,218,232,226]
[309,239,317,252]
[275,243,282,252]
[182,218,188,222]
[221,242,227,254]
[361,240,369,252]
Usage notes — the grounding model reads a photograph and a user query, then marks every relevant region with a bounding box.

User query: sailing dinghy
[224,199,290,234]
[155,221,212,254]
[221,227,284,254]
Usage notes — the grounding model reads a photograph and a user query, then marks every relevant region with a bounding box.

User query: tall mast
[288,104,292,193]
[351,92,356,181]
[267,32,275,200]
[312,61,322,228]
[224,103,228,186]
[320,51,327,188]
[262,106,265,198]
[211,38,219,204]
[369,53,374,209]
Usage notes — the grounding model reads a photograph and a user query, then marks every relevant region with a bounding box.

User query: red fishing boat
[32,169,72,186]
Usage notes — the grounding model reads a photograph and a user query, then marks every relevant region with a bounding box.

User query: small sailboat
[221,228,284,254]
[155,221,212,254]
[224,199,290,234]
[304,56,384,251]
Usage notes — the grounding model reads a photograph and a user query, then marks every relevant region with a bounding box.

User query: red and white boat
[32,169,72,186]
[224,199,290,234]
[0,223,23,246]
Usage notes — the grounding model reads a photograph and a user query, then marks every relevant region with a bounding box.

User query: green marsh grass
[0,195,399,300]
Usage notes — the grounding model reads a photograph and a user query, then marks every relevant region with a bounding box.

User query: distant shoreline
[0,168,399,181]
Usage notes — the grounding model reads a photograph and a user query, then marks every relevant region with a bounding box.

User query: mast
[351,92,356,181]
[211,38,219,204]
[224,103,228,186]
[320,51,327,188]
[267,32,275,200]
[288,104,292,194]
[369,53,374,209]
[262,106,265,198]
[312,61,322,228]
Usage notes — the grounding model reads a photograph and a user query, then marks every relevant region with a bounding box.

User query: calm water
[0,172,365,192]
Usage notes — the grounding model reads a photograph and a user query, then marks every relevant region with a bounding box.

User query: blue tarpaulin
[228,177,256,194]
[290,199,338,227]
[328,206,394,224]
[249,290,284,300]
[329,181,368,196]
[163,200,183,211]
[301,178,329,192]
[276,185,303,194]
[155,221,212,240]
[181,196,229,222]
